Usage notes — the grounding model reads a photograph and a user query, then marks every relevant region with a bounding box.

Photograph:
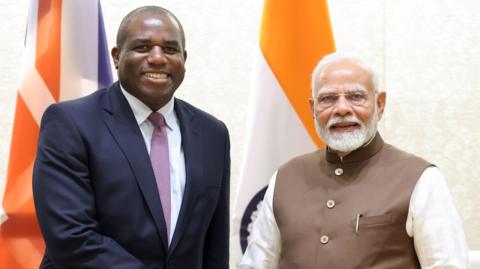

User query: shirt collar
[120,84,175,129]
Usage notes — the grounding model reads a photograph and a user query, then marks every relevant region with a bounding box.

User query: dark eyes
[163,46,180,54]
[319,95,337,103]
[133,45,180,54]
[317,92,370,109]
[349,93,367,102]
[134,45,150,52]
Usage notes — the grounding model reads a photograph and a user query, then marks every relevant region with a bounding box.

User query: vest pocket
[354,213,393,229]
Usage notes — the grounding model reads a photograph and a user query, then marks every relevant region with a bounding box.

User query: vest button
[320,235,329,244]
[334,168,343,176]
[326,199,335,209]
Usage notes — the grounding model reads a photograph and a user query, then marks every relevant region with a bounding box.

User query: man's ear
[111,47,120,69]
[309,98,315,118]
[376,91,386,120]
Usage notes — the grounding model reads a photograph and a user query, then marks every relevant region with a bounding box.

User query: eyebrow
[317,87,368,95]
[129,38,151,47]
[163,40,181,47]
[317,88,337,95]
[128,38,181,48]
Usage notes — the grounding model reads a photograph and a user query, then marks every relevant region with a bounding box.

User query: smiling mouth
[330,122,360,132]
[144,72,168,79]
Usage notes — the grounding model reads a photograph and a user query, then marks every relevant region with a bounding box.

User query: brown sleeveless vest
[273,133,431,269]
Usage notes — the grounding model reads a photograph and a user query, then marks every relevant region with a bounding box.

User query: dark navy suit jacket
[33,82,230,269]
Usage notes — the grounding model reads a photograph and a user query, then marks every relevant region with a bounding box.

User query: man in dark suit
[32,6,230,269]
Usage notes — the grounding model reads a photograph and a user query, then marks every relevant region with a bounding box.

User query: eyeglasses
[315,90,375,109]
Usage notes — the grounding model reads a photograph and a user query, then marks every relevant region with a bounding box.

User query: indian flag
[232,0,335,259]
[0,0,112,268]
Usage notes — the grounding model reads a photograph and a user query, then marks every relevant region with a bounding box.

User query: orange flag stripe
[260,0,335,147]
[0,234,43,268]
[1,95,43,268]
[0,240,22,268]
[35,0,62,102]
[3,95,40,216]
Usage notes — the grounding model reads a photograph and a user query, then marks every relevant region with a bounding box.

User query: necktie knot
[148,112,167,128]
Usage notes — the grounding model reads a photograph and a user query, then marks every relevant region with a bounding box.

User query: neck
[335,150,351,159]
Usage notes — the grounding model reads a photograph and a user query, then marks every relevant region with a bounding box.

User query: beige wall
[0,0,478,265]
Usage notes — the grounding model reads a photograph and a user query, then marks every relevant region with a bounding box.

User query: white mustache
[326,116,362,129]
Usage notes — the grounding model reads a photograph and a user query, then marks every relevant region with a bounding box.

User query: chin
[319,127,368,153]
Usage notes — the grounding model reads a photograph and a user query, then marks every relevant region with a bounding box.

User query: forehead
[316,61,373,92]
[124,11,182,42]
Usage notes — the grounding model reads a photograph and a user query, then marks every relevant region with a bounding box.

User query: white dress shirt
[121,87,186,243]
[239,166,469,269]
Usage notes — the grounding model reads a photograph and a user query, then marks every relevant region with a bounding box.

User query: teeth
[145,72,167,79]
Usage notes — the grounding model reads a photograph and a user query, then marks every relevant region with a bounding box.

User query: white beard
[315,108,378,153]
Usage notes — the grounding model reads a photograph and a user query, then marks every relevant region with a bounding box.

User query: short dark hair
[116,6,186,49]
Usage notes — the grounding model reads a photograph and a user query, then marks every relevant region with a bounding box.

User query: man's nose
[331,95,353,116]
[147,46,167,64]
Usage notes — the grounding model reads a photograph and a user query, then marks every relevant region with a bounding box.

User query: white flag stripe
[60,1,100,101]
[232,48,316,251]
[18,0,39,85]
[18,67,56,127]
[14,0,55,127]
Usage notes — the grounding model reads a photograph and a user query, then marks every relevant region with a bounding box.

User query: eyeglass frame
[313,87,378,110]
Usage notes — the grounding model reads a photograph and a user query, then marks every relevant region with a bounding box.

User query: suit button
[335,168,343,176]
[326,199,335,209]
[320,235,329,244]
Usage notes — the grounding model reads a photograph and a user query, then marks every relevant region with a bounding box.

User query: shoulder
[40,87,111,131]
[381,142,432,167]
[285,149,324,165]
[278,149,324,172]
[45,87,108,117]
[174,98,228,132]
[54,87,108,111]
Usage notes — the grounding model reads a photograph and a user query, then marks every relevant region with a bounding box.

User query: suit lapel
[101,83,169,250]
[169,99,203,254]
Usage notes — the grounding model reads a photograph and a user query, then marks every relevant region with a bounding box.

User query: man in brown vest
[239,53,468,269]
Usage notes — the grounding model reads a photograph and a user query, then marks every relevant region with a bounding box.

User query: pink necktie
[148,112,171,243]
